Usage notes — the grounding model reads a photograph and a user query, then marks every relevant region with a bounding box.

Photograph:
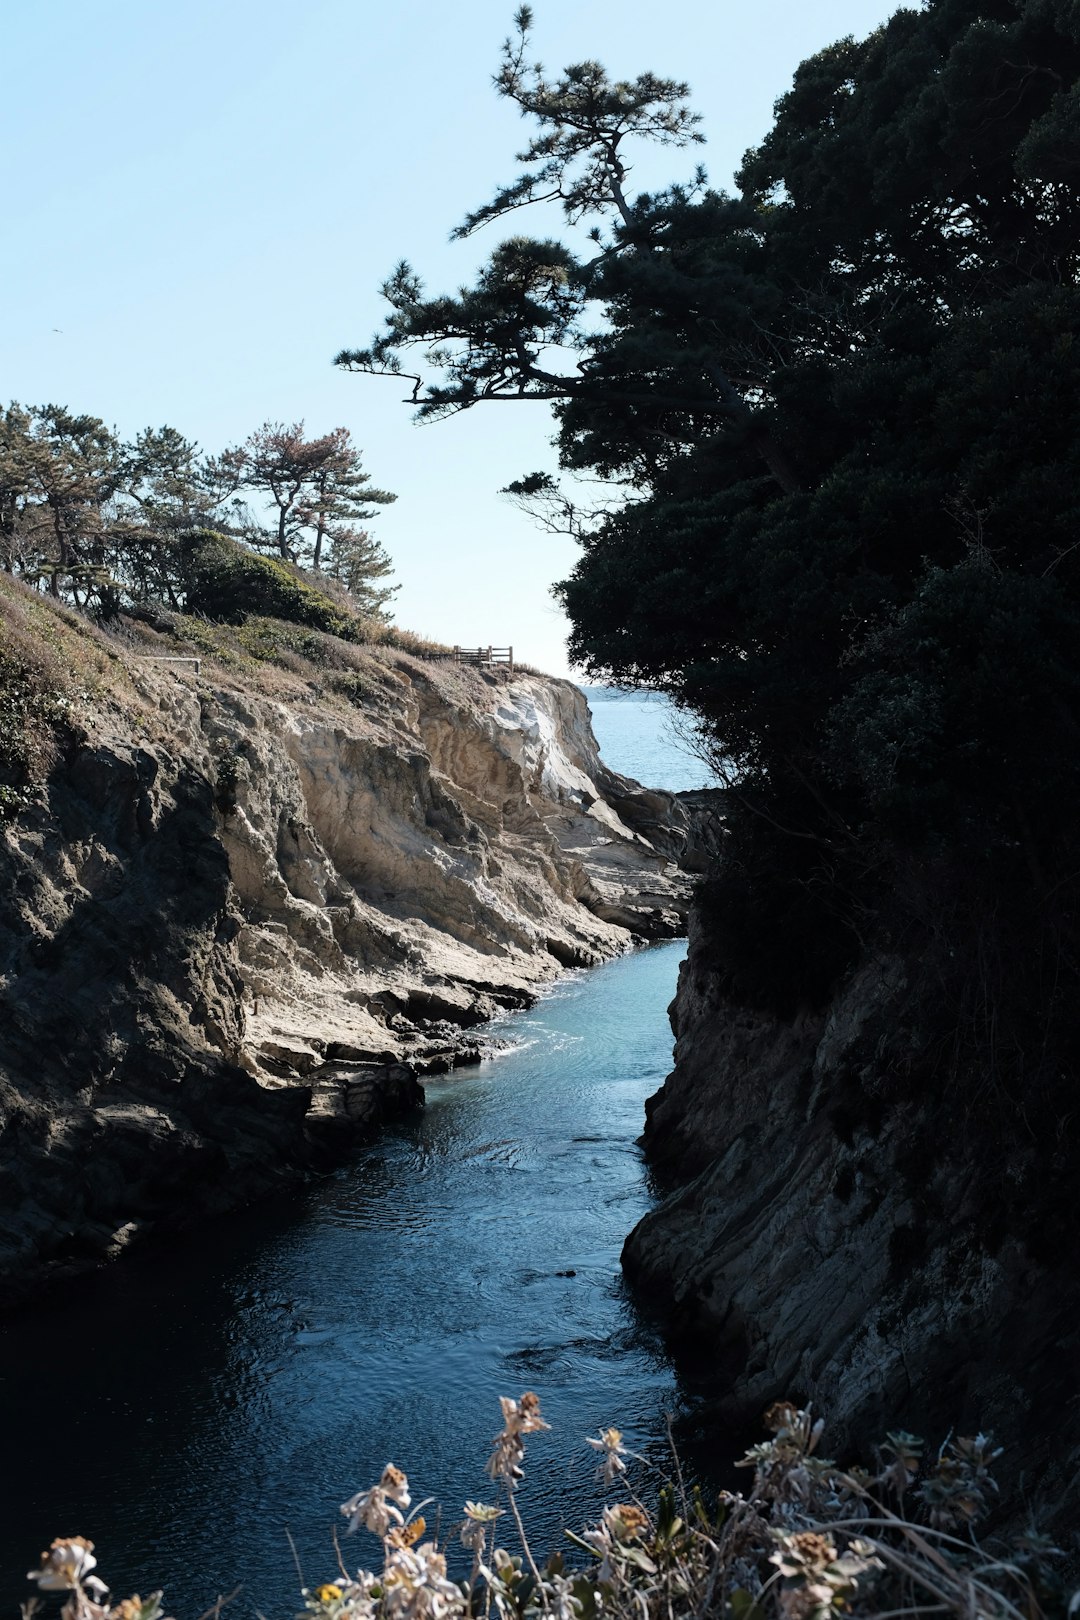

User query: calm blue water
[0,955,690,1620]
[581,688,713,794]
[0,701,698,1619]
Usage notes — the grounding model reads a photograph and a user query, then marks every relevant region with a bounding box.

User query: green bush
[331,670,368,707]
[182,532,361,640]
[233,616,328,667]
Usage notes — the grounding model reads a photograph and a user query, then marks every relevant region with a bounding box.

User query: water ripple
[0,941,689,1620]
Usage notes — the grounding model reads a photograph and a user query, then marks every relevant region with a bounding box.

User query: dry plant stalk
[22,1398,1075,1620]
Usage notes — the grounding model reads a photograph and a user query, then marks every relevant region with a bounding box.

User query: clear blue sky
[2,0,902,677]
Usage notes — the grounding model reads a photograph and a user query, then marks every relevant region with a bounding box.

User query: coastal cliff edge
[0,583,702,1303]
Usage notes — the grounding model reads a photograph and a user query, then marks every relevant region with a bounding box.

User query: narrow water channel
[0,940,686,1620]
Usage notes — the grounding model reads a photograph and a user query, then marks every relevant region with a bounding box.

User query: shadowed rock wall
[622,910,1080,1536]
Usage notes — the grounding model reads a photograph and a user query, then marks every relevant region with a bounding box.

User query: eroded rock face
[0,633,693,1302]
[210,665,692,1063]
[622,911,1080,1535]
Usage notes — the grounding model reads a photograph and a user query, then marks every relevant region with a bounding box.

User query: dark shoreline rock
[620,908,1080,1540]
[0,1047,427,1314]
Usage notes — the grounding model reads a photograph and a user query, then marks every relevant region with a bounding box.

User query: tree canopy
[0,406,398,624]
[341,0,1080,1108]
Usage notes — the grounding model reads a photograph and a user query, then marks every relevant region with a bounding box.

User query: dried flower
[918,1431,1002,1528]
[771,1528,884,1618]
[379,1466,412,1509]
[341,1469,411,1539]
[604,1504,648,1541]
[28,1540,108,1597]
[736,1403,833,1505]
[578,1504,658,1588]
[17,1400,1037,1620]
[784,1532,838,1570]
[386,1519,427,1552]
[485,1393,549,1482]
[585,1426,628,1485]
[301,1572,382,1620]
[108,1597,164,1620]
[764,1401,801,1435]
[498,1393,550,1438]
[382,1542,464,1620]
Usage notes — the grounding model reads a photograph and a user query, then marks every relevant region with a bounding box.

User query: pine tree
[22,406,120,606]
[0,404,34,575]
[222,421,395,574]
[323,526,398,621]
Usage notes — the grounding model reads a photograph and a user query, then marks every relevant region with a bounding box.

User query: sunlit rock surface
[0,609,697,1302]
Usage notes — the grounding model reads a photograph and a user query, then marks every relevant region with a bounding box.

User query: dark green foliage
[346,0,1080,1108]
[693,792,862,1017]
[212,745,240,815]
[1,407,396,627]
[214,420,396,593]
[325,526,398,622]
[182,532,360,639]
[827,562,1080,848]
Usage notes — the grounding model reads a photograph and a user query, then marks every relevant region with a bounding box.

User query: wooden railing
[416,645,514,674]
[451,645,513,673]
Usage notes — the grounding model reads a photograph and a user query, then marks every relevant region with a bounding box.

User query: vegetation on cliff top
[0,409,397,623]
[0,402,433,783]
[0,562,449,825]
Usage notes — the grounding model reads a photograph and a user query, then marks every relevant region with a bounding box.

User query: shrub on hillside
[182,532,360,639]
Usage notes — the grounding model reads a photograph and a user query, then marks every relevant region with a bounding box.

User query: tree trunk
[313,515,328,572]
[49,501,65,597]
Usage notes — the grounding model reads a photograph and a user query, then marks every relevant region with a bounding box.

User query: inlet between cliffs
[0,937,688,1620]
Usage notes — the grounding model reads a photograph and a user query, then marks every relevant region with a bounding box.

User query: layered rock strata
[622,911,1080,1535]
[0,607,696,1303]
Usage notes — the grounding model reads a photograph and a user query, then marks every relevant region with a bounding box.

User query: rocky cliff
[622,907,1080,1537]
[0,582,696,1303]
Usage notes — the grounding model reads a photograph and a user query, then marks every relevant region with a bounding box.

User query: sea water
[0,692,705,1618]
[580,687,713,793]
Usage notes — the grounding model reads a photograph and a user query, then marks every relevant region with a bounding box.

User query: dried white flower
[585,1427,628,1485]
[497,1393,550,1438]
[382,1542,464,1620]
[340,1483,405,1539]
[485,1393,549,1482]
[378,1466,412,1510]
[27,1540,108,1597]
